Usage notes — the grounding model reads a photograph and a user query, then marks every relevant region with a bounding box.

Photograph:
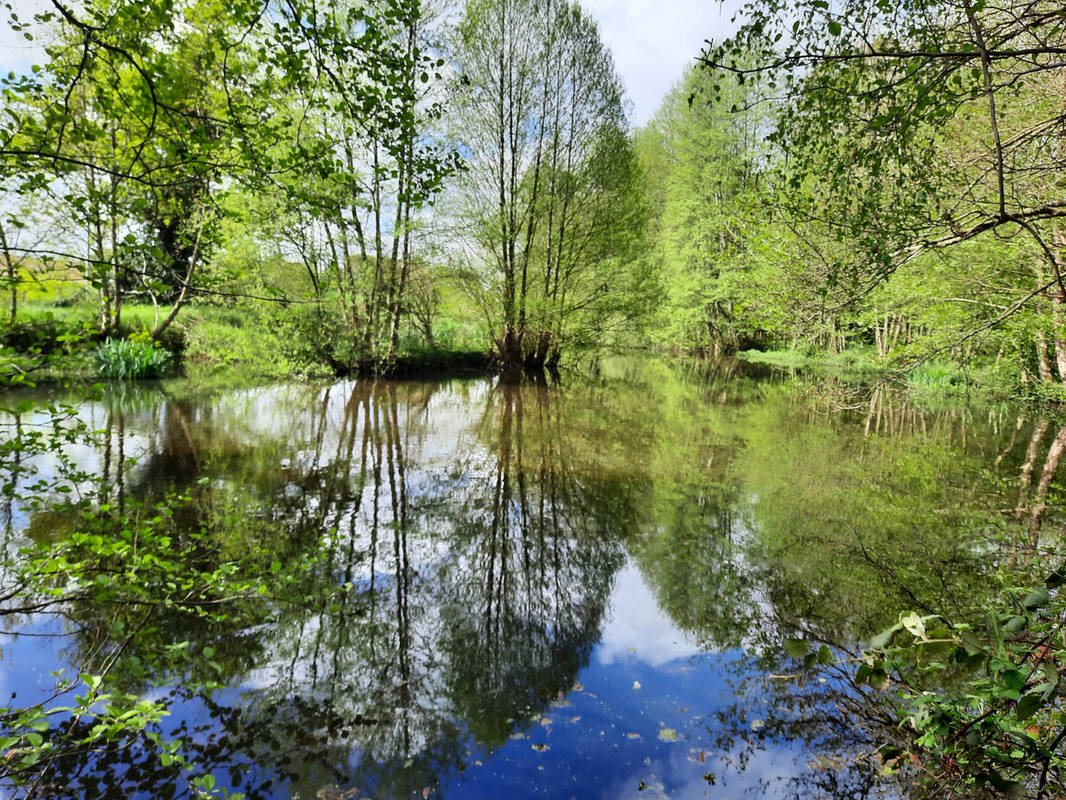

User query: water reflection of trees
[632,378,1066,800]
[25,379,635,799]
[436,384,630,746]
[17,366,1066,800]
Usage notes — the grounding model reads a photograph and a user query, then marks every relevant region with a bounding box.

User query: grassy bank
[1,296,495,387]
[737,346,1057,404]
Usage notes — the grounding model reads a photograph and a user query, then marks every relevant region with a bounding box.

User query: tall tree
[699,0,1066,376]
[0,0,455,346]
[452,0,652,373]
[638,64,773,356]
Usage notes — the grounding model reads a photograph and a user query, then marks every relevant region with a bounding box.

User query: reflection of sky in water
[1,373,945,799]
[0,562,820,800]
[598,564,701,666]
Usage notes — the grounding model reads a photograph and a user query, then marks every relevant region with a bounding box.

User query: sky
[0,0,743,127]
[581,0,743,126]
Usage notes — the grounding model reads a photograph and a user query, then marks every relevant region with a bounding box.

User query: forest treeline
[0,0,1064,393]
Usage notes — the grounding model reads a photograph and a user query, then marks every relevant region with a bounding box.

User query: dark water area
[2,358,1064,800]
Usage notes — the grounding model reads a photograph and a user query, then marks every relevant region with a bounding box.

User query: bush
[93,336,171,379]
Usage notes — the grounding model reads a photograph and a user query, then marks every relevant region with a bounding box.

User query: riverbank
[0,299,496,387]
[736,346,1066,405]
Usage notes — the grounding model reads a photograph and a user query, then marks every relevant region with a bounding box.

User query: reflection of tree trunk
[1029,424,1066,542]
[1016,419,1049,520]
[517,387,532,620]
[484,386,514,673]
[369,389,383,662]
[384,385,412,754]
[330,389,373,693]
[548,390,563,628]
[101,408,113,505]
[994,416,1023,468]
[2,413,21,535]
[863,386,881,437]
[117,410,126,513]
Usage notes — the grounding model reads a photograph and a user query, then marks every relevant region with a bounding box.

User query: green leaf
[986,770,1024,798]
[1015,693,1042,721]
[901,612,925,639]
[1001,669,1026,692]
[1002,616,1026,634]
[868,623,900,650]
[827,20,842,36]
[783,638,810,659]
[868,669,890,690]
[1022,586,1049,609]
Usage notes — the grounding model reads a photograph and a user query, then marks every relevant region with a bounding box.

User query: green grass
[3,279,492,385]
[181,307,304,379]
[905,360,965,390]
[738,346,884,374]
[737,348,812,369]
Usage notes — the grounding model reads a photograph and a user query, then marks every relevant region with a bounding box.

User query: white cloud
[597,562,701,667]
[581,0,745,126]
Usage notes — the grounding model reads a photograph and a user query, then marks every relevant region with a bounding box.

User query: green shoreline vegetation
[2,0,1066,796]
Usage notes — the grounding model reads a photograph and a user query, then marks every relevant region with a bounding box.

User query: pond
[1,358,1063,799]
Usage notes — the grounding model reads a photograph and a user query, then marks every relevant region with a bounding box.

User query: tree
[699,0,1066,377]
[0,0,456,348]
[637,64,774,355]
[451,0,652,373]
[235,0,460,371]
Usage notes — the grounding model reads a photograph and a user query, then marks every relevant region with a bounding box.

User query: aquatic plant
[93,335,171,379]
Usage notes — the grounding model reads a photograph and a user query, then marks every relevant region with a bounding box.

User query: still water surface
[2,358,1063,799]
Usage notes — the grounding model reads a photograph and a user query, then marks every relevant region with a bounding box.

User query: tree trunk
[151,224,202,341]
[0,217,15,325]
[1052,226,1066,384]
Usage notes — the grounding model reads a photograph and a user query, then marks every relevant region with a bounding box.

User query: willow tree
[452,0,651,373]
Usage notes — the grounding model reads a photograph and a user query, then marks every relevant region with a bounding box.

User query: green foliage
[93,335,171,379]
[0,490,306,795]
[0,676,178,781]
[0,383,320,794]
[739,346,885,375]
[637,64,775,355]
[852,578,1066,797]
[180,303,302,378]
[0,0,461,359]
[452,0,654,370]
[907,361,966,392]
[688,0,1066,395]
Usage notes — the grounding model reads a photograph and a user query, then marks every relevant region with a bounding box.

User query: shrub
[93,335,171,379]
